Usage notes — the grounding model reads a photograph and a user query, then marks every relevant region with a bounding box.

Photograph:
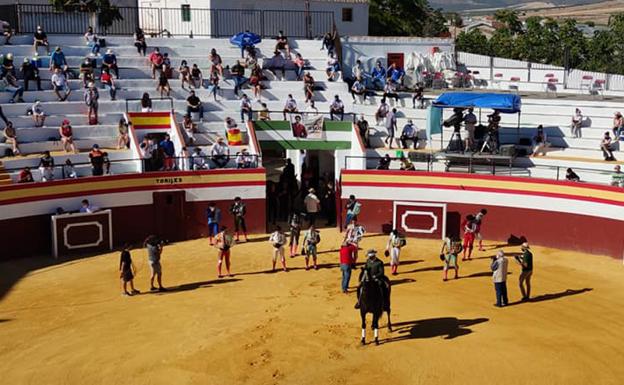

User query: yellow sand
[1,229,624,385]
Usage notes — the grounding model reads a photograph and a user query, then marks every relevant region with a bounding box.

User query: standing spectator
[269,226,288,272]
[339,242,356,293]
[117,118,130,149]
[283,94,298,120]
[63,159,77,179]
[84,26,100,55]
[190,64,203,88]
[532,125,550,157]
[89,144,105,176]
[515,242,533,301]
[351,77,367,103]
[102,49,119,79]
[214,226,234,278]
[288,212,302,258]
[463,107,477,151]
[292,115,307,138]
[275,31,291,57]
[33,25,50,55]
[20,57,42,91]
[208,48,223,77]
[206,202,222,245]
[321,31,335,54]
[400,119,418,149]
[231,60,247,97]
[611,165,624,187]
[293,53,305,80]
[29,100,46,127]
[18,166,34,183]
[600,131,616,161]
[144,235,167,292]
[211,137,230,168]
[249,67,263,102]
[207,69,219,101]
[51,67,71,101]
[491,250,509,307]
[140,92,152,112]
[384,108,397,149]
[240,94,253,123]
[119,243,140,296]
[345,195,361,228]
[192,147,209,170]
[330,95,345,121]
[84,82,99,125]
[140,136,154,171]
[182,114,196,145]
[229,196,248,242]
[79,57,95,88]
[356,114,370,148]
[613,112,624,138]
[375,98,389,126]
[440,237,461,281]
[59,119,77,153]
[565,168,580,182]
[186,90,204,122]
[371,61,386,90]
[1,19,13,45]
[1,73,24,104]
[412,83,425,109]
[376,154,391,170]
[304,188,321,227]
[156,70,171,97]
[303,71,315,103]
[571,108,583,138]
[267,51,286,80]
[385,229,405,275]
[179,60,192,90]
[134,28,147,56]
[178,146,190,171]
[100,68,117,100]
[302,225,321,270]
[162,53,172,78]
[50,46,68,73]
[326,53,340,81]
[159,134,175,171]
[38,150,55,181]
[3,121,19,155]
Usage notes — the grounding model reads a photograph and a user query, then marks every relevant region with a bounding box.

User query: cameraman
[144,235,167,292]
[515,242,533,301]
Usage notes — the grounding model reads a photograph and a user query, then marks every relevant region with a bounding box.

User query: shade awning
[432,92,522,114]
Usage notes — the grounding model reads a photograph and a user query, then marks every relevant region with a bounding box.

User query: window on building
[342,8,353,22]
[181,5,191,22]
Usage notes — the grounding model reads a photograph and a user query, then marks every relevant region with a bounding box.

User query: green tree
[455,29,490,56]
[493,9,523,35]
[369,0,448,37]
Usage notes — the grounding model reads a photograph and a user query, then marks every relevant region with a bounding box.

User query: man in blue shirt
[159,134,175,171]
[387,63,405,87]
[371,61,386,90]
[49,46,67,73]
[102,49,119,79]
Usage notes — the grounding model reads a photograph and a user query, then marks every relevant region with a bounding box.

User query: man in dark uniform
[354,249,388,309]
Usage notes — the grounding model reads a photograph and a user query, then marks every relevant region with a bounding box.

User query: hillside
[430,0,604,12]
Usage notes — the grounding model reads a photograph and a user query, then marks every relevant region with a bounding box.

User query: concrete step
[7,160,141,182]
[13,125,119,143]
[1,138,119,157]
[1,149,135,169]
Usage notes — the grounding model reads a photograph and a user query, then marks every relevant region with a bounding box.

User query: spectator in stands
[179,60,191,90]
[38,150,55,181]
[249,67,263,102]
[236,149,253,169]
[51,67,71,101]
[178,146,190,171]
[326,53,340,81]
[240,94,253,123]
[29,100,46,127]
[352,59,367,85]
[134,27,147,56]
[384,108,398,149]
[162,53,172,78]
[566,168,580,182]
[532,125,550,157]
[50,46,68,73]
[182,114,196,145]
[3,121,19,156]
[80,199,100,213]
[571,108,583,138]
[185,90,204,122]
[84,26,100,55]
[144,235,166,292]
[140,92,152,112]
[463,107,477,151]
[102,49,119,79]
[612,112,624,138]
[117,118,130,150]
[190,63,203,89]
[100,68,117,100]
[159,134,175,171]
[211,137,229,168]
[85,82,99,125]
[601,131,616,161]
[156,70,171,97]
[611,165,624,187]
[33,25,50,55]
[103,151,111,175]
[80,57,95,88]
[258,103,270,121]
[149,48,164,79]
[231,60,247,97]
[292,115,307,138]
[376,154,391,170]
[375,97,389,126]
[356,114,370,148]
[321,31,335,55]
[243,47,259,71]
[0,105,7,126]
[275,30,291,57]
[400,155,415,171]
[63,158,77,179]
[387,63,405,87]
[351,76,367,103]
[371,61,386,90]
[1,52,15,77]
[305,100,319,117]
[412,83,425,109]
[225,116,238,131]
[267,51,286,80]
[293,53,305,81]
[283,94,298,120]
[209,48,224,78]
[18,167,34,183]
[20,57,42,91]
[139,136,153,171]
[2,19,13,45]
[303,71,315,103]
[59,119,77,153]
[400,120,418,149]
[330,95,345,121]
[89,144,105,176]
[383,80,400,103]
[192,147,209,170]
[1,73,24,104]
[207,70,220,101]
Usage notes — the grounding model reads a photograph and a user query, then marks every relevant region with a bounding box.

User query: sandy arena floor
[1,229,624,385]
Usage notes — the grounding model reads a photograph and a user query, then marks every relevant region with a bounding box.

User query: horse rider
[354,249,389,309]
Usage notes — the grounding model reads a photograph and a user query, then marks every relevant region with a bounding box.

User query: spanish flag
[227,128,242,145]
[128,112,171,129]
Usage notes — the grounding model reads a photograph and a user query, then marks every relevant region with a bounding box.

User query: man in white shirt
[283,94,298,120]
[384,108,397,149]
[330,95,345,121]
[51,67,71,101]
[240,94,253,122]
[351,77,366,104]
[192,147,209,170]
[79,199,99,213]
[491,250,509,307]
[375,98,389,126]
[303,188,321,227]
[400,119,418,149]
[211,137,230,168]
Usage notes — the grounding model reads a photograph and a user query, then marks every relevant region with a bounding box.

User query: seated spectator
[18,167,34,183]
[38,150,55,181]
[236,148,254,169]
[267,51,286,80]
[293,53,305,81]
[321,31,335,55]
[179,60,191,90]
[207,69,219,101]
[292,115,307,138]
[356,114,370,148]
[387,63,405,87]
[383,80,400,103]
[149,48,164,79]
[192,147,209,170]
[371,61,386,90]
[80,199,99,213]
[29,100,46,127]
[50,46,68,73]
[102,49,119,79]
[156,70,171,97]
[159,134,175,171]
[275,30,291,57]
[571,108,583,138]
[326,53,340,81]
[330,95,345,121]
[2,19,13,45]
[100,68,117,100]
[51,67,71,101]
[350,76,367,103]
[249,67,263,102]
[305,100,319,117]
[89,144,105,176]
[1,73,24,104]
[303,72,315,103]
[613,111,624,138]
[399,156,415,171]
[84,26,100,55]
[80,57,95,88]
[283,94,298,120]
[258,103,271,121]
[601,131,616,161]
[209,48,223,77]
[532,125,550,157]
[244,47,259,71]
[116,118,130,149]
[85,82,99,124]
[63,158,77,179]
[400,120,418,149]
[134,27,147,56]
[20,57,42,91]
[375,98,389,126]
[33,25,50,55]
[103,151,111,175]
[59,119,77,153]
[182,114,196,144]
[611,165,624,187]
[225,116,238,131]
[231,60,247,96]
[352,59,367,84]
[1,52,15,78]
[3,121,19,156]
[140,92,152,112]
[566,168,580,182]
[240,94,253,122]
[412,83,425,109]
[186,90,204,122]
[376,154,391,170]
[190,63,203,88]
[211,137,229,168]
